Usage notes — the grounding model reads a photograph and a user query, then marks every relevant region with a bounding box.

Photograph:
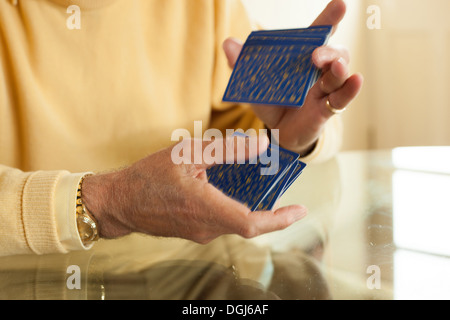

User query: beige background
[241,0,450,151]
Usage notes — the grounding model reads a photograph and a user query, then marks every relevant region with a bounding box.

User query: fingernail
[231,37,244,46]
[333,57,349,77]
[337,57,346,66]
[224,37,243,49]
[315,47,332,64]
[296,207,308,220]
[258,135,270,151]
[246,135,268,157]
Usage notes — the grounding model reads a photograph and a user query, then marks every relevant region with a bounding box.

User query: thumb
[223,37,244,69]
[310,0,346,34]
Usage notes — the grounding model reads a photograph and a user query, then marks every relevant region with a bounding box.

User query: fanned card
[223,25,332,108]
[206,133,307,211]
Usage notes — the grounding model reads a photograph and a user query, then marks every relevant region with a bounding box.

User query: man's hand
[223,0,364,155]
[81,135,308,244]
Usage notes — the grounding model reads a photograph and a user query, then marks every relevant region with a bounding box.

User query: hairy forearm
[79,138,307,245]
[82,171,132,239]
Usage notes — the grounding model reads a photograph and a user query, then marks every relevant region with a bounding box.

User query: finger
[323,73,364,116]
[225,134,270,164]
[197,134,270,169]
[319,57,349,95]
[312,45,350,69]
[310,0,346,34]
[203,181,308,239]
[223,37,244,69]
[237,205,308,239]
[197,168,307,239]
[192,183,259,242]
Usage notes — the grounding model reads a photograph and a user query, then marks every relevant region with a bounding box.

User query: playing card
[206,136,304,211]
[223,25,332,108]
[256,159,307,211]
[253,25,332,41]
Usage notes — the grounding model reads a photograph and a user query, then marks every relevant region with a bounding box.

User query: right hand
[81,135,308,244]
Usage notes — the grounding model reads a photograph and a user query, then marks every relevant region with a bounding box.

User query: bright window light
[392,147,450,174]
[392,147,450,299]
[394,249,450,300]
[393,170,450,257]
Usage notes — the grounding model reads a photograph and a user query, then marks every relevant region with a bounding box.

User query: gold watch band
[76,175,99,246]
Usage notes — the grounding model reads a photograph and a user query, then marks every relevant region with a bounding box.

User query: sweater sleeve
[0,165,88,256]
[209,0,265,133]
[209,0,343,164]
[300,115,344,164]
[55,172,94,252]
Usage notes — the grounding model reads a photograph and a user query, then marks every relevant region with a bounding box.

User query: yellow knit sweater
[0,0,342,256]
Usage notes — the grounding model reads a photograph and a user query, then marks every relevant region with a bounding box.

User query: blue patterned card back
[254,25,332,41]
[223,25,332,108]
[256,159,307,211]
[206,143,304,212]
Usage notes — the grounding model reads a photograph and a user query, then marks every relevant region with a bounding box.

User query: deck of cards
[223,25,332,107]
[207,26,332,211]
[206,133,307,212]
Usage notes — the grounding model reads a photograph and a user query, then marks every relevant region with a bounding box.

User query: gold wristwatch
[76,175,99,247]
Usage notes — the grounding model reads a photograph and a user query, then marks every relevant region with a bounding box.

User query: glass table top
[1,147,450,300]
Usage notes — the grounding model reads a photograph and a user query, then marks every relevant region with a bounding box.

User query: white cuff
[300,116,343,164]
[55,172,94,251]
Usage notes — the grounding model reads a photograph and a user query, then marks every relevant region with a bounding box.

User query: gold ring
[325,98,346,115]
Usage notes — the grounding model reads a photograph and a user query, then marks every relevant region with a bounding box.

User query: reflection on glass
[392,147,450,174]
[393,170,450,257]
[394,249,450,300]
[392,146,450,300]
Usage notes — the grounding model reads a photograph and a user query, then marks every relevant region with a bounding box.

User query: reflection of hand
[223,0,363,156]
[81,135,307,244]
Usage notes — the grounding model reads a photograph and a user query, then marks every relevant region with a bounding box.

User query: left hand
[223,0,363,155]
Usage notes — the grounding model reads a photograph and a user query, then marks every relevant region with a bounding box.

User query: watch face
[77,215,97,242]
